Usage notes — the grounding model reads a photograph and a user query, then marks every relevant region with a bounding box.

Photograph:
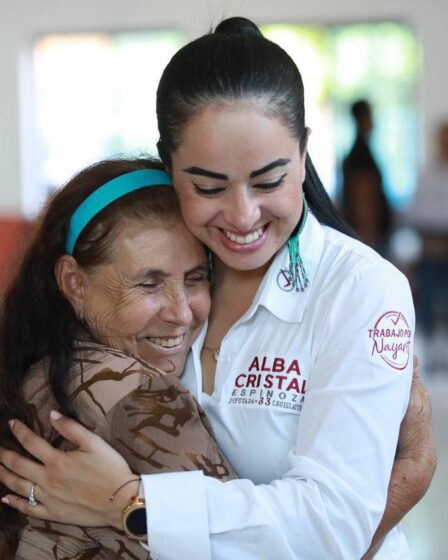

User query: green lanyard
[287,198,309,292]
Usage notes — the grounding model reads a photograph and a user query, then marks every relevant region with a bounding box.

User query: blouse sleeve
[140,263,414,560]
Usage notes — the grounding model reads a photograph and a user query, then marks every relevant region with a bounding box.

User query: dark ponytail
[304,155,356,236]
[214,16,262,37]
[157,16,355,237]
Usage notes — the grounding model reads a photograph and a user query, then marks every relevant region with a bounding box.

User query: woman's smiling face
[170,103,307,272]
[79,218,210,376]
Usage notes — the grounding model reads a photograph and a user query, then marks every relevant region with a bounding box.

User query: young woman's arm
[361,357,437,559]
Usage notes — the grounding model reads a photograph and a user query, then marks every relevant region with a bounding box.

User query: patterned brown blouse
[15,340,235,559]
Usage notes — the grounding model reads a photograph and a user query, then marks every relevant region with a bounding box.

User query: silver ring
[28,482,39,507]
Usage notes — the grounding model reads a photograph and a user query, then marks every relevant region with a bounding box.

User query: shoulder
[315,227,414,322]
[321,226,404,279]
[70,341,176,417]
[309,229,414,375]
[73,340,158,375]
[23,357,56,437]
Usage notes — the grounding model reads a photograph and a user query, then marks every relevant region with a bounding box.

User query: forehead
[110,219,206,270]
[174,103,300,173]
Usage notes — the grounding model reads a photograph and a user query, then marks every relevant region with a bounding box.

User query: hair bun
[214,17,262,37]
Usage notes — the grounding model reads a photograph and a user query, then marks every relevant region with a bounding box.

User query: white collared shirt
[142,212,414,560]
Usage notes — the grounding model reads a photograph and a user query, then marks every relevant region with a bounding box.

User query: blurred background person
[405,122,448,369]
[341,99,392,254]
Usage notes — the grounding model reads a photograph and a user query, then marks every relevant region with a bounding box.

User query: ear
[300,127,311,183]
[54,255,86,318]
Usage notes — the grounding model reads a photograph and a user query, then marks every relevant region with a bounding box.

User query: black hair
[351,99,372,122]
[156,16,355,237]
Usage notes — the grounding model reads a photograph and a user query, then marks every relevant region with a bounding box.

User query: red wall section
[0,217,33,293]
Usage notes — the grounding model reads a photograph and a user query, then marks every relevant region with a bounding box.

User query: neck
[204,257,270,344]
[213,256,270,296]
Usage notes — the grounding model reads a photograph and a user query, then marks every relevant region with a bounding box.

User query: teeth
[148,335,184,348]
[223,227,264,245]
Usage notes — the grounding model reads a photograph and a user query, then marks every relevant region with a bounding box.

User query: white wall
[0,0,446,213]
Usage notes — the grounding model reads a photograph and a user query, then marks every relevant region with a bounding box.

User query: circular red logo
[369,311,412,370]
[277,269,294,292]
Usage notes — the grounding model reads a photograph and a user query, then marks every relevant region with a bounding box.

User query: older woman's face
[81,219,210,376]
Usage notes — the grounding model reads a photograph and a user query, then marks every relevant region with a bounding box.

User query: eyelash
[193,184,225,196]
[138,283,160,292]
[185,273,209,285]
[254,173,287,190]
[193,173,287,196]
[138,274,208,291]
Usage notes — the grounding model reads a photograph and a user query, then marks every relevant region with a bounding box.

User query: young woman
[0,17,436,560]
[0,158,235,559]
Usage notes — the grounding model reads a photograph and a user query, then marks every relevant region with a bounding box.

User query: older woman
[0,157,234,559]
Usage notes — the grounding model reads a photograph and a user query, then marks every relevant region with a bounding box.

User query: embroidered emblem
[369,311,412,370]
[277,269,294,292]
[227,354,307,414]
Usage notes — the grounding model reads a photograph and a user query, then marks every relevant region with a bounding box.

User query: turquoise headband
[66,169,172,254]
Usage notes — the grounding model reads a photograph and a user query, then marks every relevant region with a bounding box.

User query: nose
[158,287,193,327]
[224,188,261,231]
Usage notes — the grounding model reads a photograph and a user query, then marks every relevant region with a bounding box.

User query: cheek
[175,189,211,230]
[265,198,298,223]
[183,201,206,229]
[83,285,117,326]
[124,297,159,329]
[190,288,211,325]
[275,182,303,219]
[106,293,159,334]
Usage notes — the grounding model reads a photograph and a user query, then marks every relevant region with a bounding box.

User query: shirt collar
[245,210,325,324]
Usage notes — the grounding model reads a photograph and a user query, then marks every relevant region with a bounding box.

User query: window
[262,22,420,208]
[30,30,184,214]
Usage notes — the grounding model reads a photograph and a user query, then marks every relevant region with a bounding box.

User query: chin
[220,251,273,273]
[161,353,187,378]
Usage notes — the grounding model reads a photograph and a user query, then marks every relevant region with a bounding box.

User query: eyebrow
[182,158,291,181]
[182,167,227,180]
[249,158,291,178]
[136,264,208,280]
[137,268,169,280]
[185,264,209,275]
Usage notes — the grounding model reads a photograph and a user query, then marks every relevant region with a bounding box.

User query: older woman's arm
[362,358,437,559]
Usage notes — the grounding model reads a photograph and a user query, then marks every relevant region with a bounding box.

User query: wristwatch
[121,494,148,541]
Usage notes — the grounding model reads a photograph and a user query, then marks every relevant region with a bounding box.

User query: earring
[77,308,88,330]
[287,197,309,292]
[207,249,214,284]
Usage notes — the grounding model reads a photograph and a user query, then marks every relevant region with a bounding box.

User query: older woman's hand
[0,412,135,529]
[362,355,437,559]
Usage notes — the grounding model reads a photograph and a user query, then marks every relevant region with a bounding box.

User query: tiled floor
[402,332,448,559]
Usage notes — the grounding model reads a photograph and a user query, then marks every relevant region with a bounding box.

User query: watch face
[126,507,147,538]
